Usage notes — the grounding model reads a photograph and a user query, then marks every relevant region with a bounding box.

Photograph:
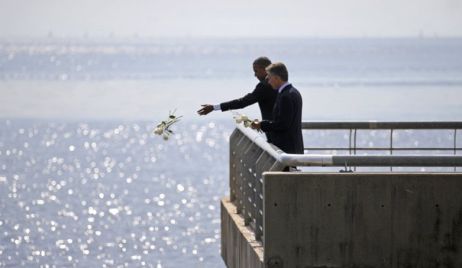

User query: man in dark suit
[251,62,304,154]
[197,57,277,142]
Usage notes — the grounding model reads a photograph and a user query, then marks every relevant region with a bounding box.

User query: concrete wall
[263,172,462,268]
[221,197,264,268]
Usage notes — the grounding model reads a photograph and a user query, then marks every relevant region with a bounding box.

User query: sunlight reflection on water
[0,119,231,267]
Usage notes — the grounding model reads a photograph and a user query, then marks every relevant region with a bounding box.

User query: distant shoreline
[1,36,462,44]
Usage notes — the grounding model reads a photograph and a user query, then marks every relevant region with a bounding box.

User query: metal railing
[302,121,461,154]
[229,120,462,243]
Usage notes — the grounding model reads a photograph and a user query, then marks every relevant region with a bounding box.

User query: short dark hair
[266,62,288,81]
[253,57,272,68]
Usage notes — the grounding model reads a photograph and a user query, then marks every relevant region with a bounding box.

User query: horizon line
[1,35,462,42]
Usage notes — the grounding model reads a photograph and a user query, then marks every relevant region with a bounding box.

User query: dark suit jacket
[260,84,304,154]
[220,81,277,142]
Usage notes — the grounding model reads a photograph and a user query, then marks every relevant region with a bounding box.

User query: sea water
[0,119,230,267]
[1,38,462,267]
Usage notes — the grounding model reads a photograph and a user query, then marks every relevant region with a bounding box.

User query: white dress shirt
[278,82,290,94]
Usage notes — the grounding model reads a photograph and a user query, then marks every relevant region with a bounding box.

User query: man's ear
[275,75,284,84]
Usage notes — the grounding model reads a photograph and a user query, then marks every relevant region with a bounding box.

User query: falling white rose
[153,110,183,141]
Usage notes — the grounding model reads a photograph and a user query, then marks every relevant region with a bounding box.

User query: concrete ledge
[263,172,462,268]
[221,197,264,268]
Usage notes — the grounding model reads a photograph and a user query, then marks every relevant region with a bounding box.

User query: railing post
[255,152,280,242]
[234,133,249,214]
[390,128,394,172]
[229,129,240,203]
[454,129,458,172]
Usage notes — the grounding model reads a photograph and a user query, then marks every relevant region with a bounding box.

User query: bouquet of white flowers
[233,113,261,132]
[153,110,183,140]
[234,114,252,127]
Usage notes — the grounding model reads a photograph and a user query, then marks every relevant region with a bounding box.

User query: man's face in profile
[266,73,283,90]
[253,64,267,82]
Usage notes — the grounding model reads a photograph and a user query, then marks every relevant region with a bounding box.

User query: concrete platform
[221,197,264,268]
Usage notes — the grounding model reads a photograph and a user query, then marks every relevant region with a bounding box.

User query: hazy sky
[1,0,462,38]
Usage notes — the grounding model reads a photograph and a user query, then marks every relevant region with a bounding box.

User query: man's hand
[197,104,214,116]
[251,120,261,130]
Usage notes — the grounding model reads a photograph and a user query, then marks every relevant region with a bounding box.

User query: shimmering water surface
[0,119,231,267]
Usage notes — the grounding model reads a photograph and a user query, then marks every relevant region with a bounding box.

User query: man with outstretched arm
[197,57,277,142]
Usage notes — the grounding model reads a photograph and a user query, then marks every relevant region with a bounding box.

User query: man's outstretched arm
[219,91,260,112]
[197,85,265,116]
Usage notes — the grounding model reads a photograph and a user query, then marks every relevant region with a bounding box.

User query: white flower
[234,113,258,130]
[153,110,182,141]
[234,114,250,124]
[153,127,163,135]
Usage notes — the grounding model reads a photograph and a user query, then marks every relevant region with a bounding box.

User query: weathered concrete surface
[263,172,462,268]
[221,197,264,268]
